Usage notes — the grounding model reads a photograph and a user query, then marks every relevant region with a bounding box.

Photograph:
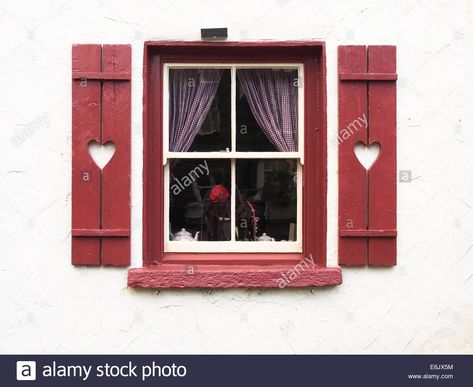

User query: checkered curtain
[169,69,222,152]
[238,69,298,152]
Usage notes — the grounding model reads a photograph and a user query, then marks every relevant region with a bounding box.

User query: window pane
[169,69,231,152]
[169,159,231,241]
[236,159,298,241]
[236,69,299,152]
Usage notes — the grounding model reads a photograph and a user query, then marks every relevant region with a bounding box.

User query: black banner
[2,355,470,386]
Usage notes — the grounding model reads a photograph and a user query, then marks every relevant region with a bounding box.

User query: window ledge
[127,264,342,289]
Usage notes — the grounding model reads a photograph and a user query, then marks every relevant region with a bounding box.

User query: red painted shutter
[338,45,397,266]
[72,44,131,266]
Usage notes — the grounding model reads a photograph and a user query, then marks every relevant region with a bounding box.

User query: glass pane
[169,69,231,152]
[169,159,231,241]
[236,159,298,241]
[236,69,299,152]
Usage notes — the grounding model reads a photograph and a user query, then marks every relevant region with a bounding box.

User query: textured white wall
[0,0,472,354]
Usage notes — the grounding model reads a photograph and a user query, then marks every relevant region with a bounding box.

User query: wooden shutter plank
[71,44,102,265]
[367,46,397,266]
[101,44,131,266]
[338,46,369,265]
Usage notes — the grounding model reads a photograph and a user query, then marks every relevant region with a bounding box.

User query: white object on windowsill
[171,228,200,241]
[256,233,275,242]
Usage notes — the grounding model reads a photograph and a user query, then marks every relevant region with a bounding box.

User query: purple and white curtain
[238,69,298,152]
[169,69,222,152]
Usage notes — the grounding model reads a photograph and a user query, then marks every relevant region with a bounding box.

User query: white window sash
[163,63,304,253]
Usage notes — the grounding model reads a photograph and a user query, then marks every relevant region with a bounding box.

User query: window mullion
[230,159,236,242]
[230,66,236,242]
[231,65,236,152]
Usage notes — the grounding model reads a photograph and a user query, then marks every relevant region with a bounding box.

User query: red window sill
[127,264,342,289]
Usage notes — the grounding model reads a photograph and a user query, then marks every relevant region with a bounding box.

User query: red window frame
[128,41,342,288]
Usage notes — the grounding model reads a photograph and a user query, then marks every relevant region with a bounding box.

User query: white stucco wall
[0,0,472,354]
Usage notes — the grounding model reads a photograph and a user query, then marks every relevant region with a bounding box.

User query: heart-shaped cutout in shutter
[88,140,116,169]
[354,141,380,170]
